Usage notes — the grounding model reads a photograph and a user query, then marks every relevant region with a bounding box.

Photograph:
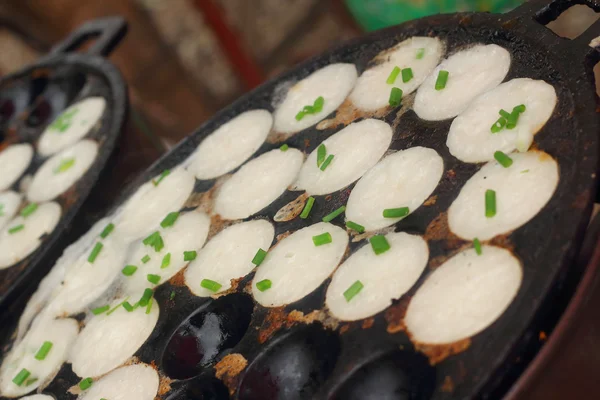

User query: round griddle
[0,17,129,311]
[1,1,599,399]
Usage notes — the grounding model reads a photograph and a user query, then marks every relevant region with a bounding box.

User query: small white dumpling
[77,364,159,400]
[0,191,22,231]
[0,143,34,192]
[273,63,358,133]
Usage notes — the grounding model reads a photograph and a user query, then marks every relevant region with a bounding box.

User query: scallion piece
[491,117,507,133]
[506,111,520,129]
[513,104,526,113]
[312,232,332,246]
[88,242,103,263]
[152,169,170,186]
[402,67,413,83]
[184,250,197,261]
[416,48,425,59]
[122,265,138,276]
[143,231,164,252]
[346,220,365,234]
[12,368,30,386]
[295,111,305,121]
[474,238,482,255]
[388,87,403,107]
[499,109,512,119]
[485,189,496,218]
[256,279,272,292]
[320,154,334,171]
[494,151,513,168]
[252,248,268,266]
[146,297,153,314]
[25,377,38,386]
[122,301,134,312]
[54,157,75,174]
[521,169,529,174]
[386,66,401,84]
[141,254,151,264]
[201,279,222,292]
[34,341,53,360]
[100,223,114,238]
[20,203,38,218]
[8,224,24,234]
[160,212,179,228]
[170,290,176,300]
[313,96,325,112]
[435,70,449,90]
[138,288,153,307]
[79,377,93,391]
[343,280,364,302]
[322,206,346,222]
[161,253,171,269]
[370,235,390,255]
[280,144,289,151]
[382,207,409,218]
[107,298,129,315]
[300,196,315,219]
[147,274,161,285]
[91,305,110,315]
[316,144,327,167]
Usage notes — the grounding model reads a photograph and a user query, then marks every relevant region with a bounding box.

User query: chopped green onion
[499,109,512,119]
[303,105,315,113]
[252,248,268,266]
[296,96,325,120]
[312,232,332,246]
[506,111,520,129]
[87,242,103,263]
[141,254,151,264]
[388,87,403,107]
[521,169,529,174]
[316,144,327,167]
[370,235,390,255]
[91,305,110,315]
[147,274,161,285]
[322,206,346,222]
[12,368,30,386]
[382,207,410,218]
[122,265,138,276]
[474,238,482,255]
[79,377,93,391]
[8,224,24,234]
[152,169,170,186]
[184,250,197,261]
[280,144,289,151]
[256,279,272,292]
[513,104,526,113]
[201,279,222,292]
[491,117,507,133]
[320,154,334,171]
[146,297,153,314]
[485,189,496,218]
[20,203,38,218]
[346,221,365,233]
[170,290,176,300]
[343,280,364,302]
[386,66,401,84]
[107,298,129,315]
[313,96,325,112]
[160,212,179,228]
[494,151,513,168]
[161,253,171,269]
[34,341,53,360]
[401,68,413,83]
[122,301,134,312]
[435,70,449,90]
[138,289,153,307]
[143,231,164,252]
[53,157,75,174]
[300,196,315,219]
[100,223,115,239]
[25,377,38,386]
[416,48,425,59]
[295,111,305,121]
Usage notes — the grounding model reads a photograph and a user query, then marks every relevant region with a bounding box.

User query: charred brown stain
[441,376,455,392]
[316,99,391,131]
[339,324,351,335]
[207,214,234,241]
[215,353,248,395]
[168,268,187,287]
[413,338,471,365]
[266,130,290,144]
[384,297,411,334]
[423,195,437,206]
[424,211,451,241]
[489,234,515,252]
[361,318,375,330]
[274,192,309,222]
[275,230,292,242]
[61,185,80,209]
[304,138,311,149]
[257,308,327,343]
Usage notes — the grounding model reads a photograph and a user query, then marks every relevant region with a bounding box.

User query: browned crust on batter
[384,297,411,334]
[413,338,471,365]
[274,192,309,222]
[215,353,248,395]
[316,99,392,132]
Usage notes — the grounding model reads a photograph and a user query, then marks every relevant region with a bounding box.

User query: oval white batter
[0,143,34,192]
[70,297,159,378]
[405,246,522,344]
[350,37,443,111]
[0,317,79,398]
[0,191,22,231]
[448,150,559,240]
[447,78,557,162]
[27,139,98,202]
[345,147,444,231]
[293,119,392,195]
[122,210,210,297]
[21,395,54,400]
[214,148,303,220]
[273,63,358,133]
[0,202,61,269]
[252,222,348,307]
[78,364,159,400]
[190,109,273,180]
[185,219,274,296]
[326,232,428,321]
[113,167,195,240]
[38,97,106,156]
[414,44,511,121]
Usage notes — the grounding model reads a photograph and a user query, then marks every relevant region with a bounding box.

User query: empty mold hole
[237,323,341,400]
[546,5,599,39]
[162,293,254,380]
[330,350,436,400]
[166,376,230,400]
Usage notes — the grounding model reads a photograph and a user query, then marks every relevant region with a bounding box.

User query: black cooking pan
[1,1,599,399]
[0,17,128,311]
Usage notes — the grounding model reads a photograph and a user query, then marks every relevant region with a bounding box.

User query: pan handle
[49,16,128,57]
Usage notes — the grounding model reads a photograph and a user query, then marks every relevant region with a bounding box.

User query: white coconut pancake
[214,148,303,220]
[0,191,22,231]
[122,210,210,297]
[27,140,98,202]
[78,364,159,400]
[190,109,273,179]
[113,167,195,240]
[293,119,392,195]
[273,63,357,133]
[448,151,559,240]
[21,395,54,400]
[349,37,443,111]
[0,317,78,398]
[0,143,34,192]
[447,78,557,162]
[70,297,159,378]
[0,202,61,269]
[252,222,348,307]
[405,246,522,344]
[38,97,106,156]
[414,44,511,121]
[326,232,428,321]
[345,147,443,231]
[185,219,274,296]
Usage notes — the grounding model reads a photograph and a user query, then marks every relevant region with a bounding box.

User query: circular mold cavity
[166,376,230,400]
[162,293,254,380]
[237,324,340,400]
[330,350,435,400]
